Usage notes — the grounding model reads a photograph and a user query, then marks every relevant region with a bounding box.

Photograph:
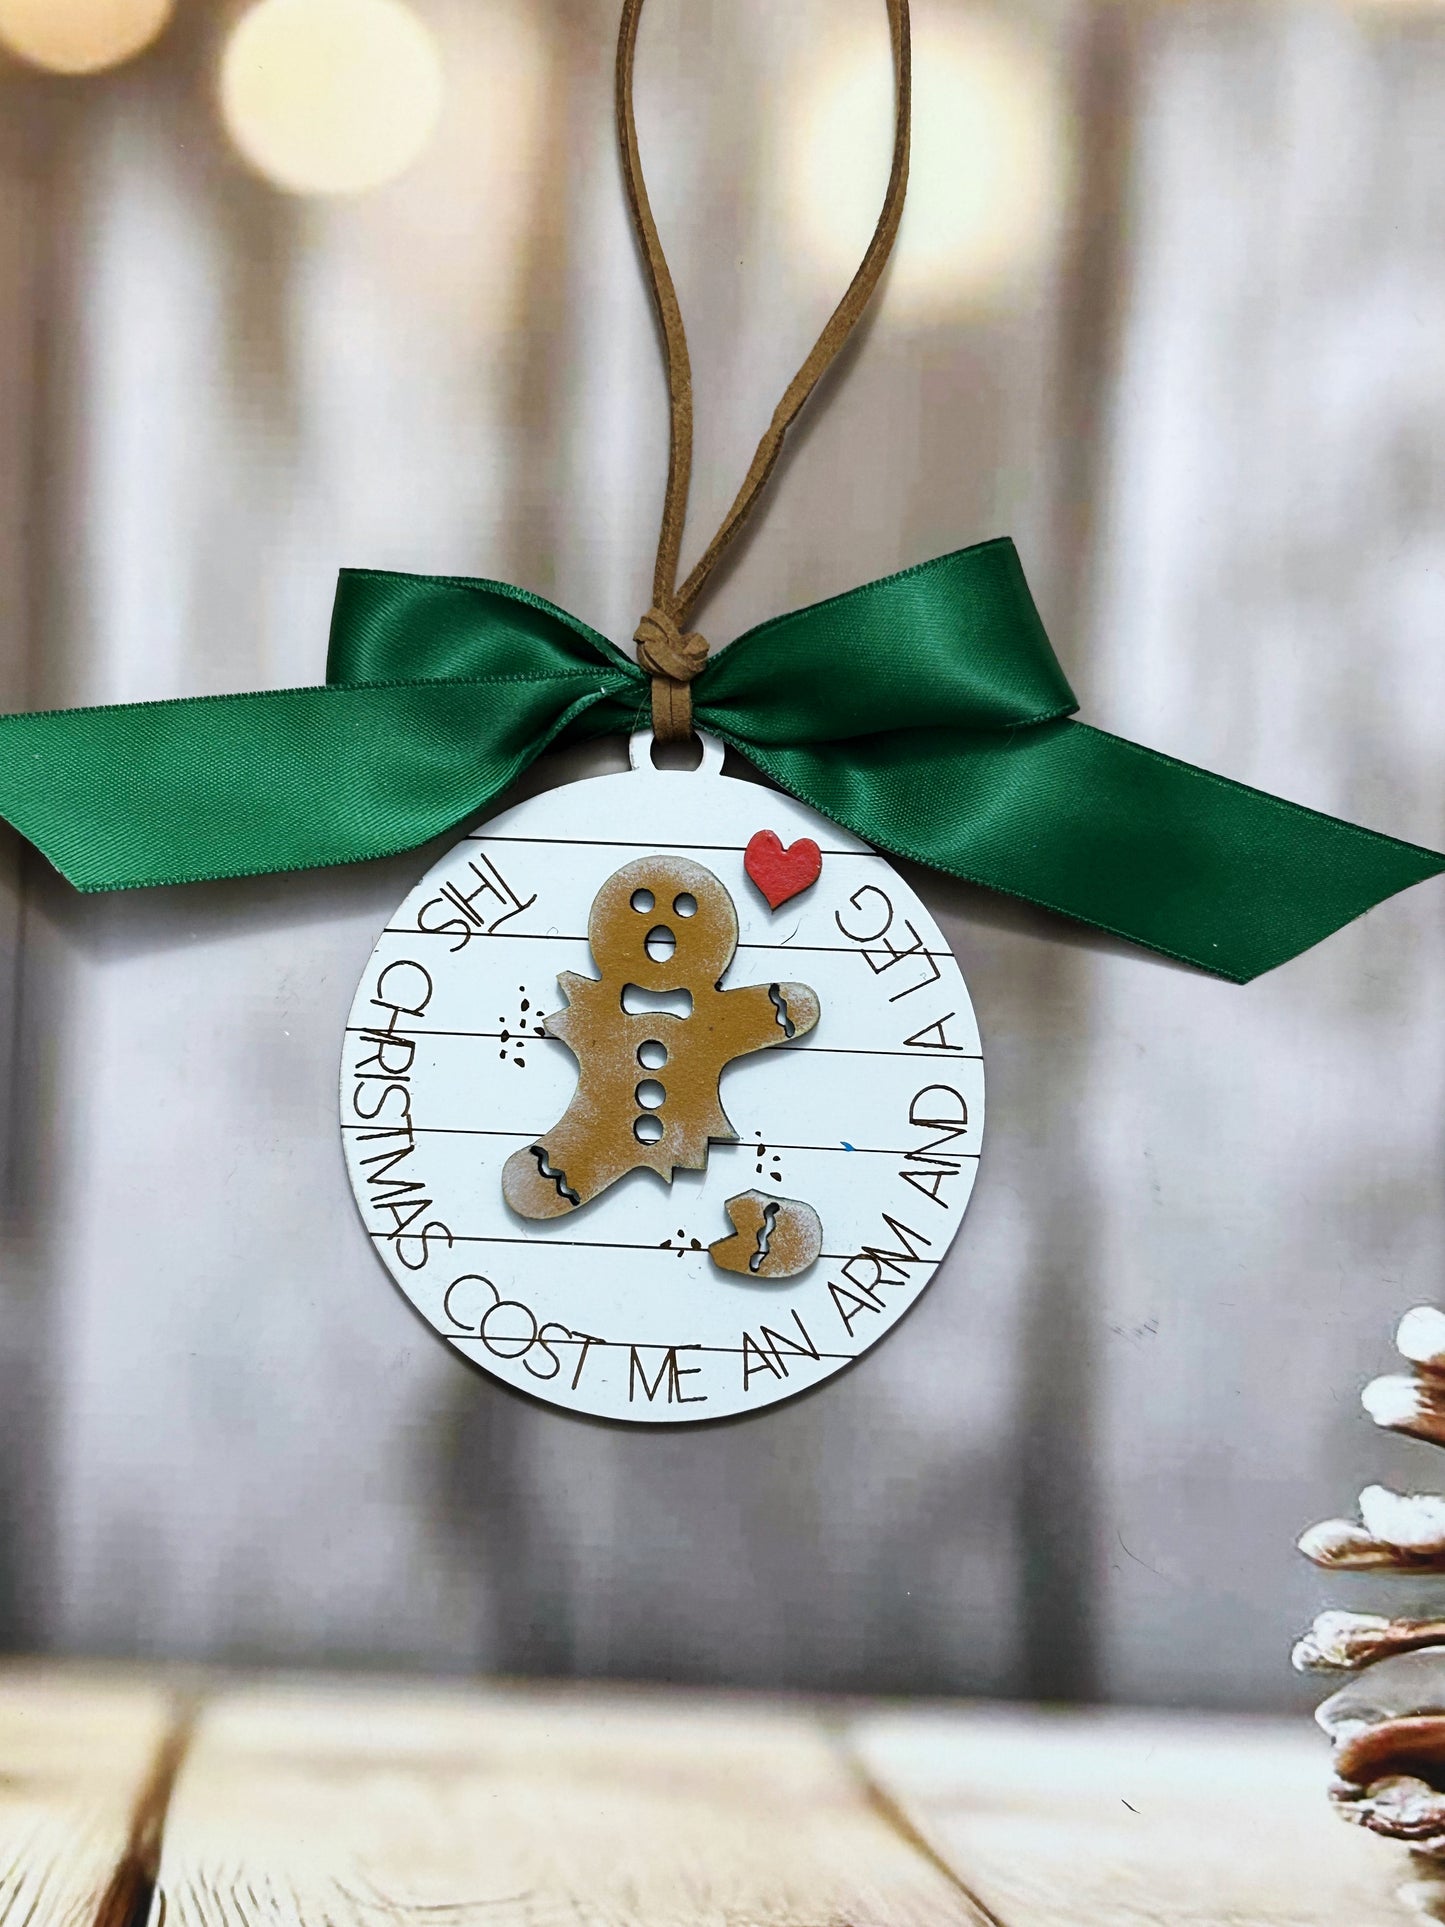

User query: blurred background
[0,0,1442,1712]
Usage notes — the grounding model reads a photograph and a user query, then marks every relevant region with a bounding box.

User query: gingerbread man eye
[673,892,697,918]
[630,888,655,913]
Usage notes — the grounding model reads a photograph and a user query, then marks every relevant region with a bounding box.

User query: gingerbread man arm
[711,980,820,1059]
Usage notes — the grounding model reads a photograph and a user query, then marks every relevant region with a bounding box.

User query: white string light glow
[219,0,444,197]
[0,0,172,74]
[788,11,1070,321]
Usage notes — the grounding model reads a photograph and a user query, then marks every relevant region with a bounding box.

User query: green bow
[0,536,1436,982]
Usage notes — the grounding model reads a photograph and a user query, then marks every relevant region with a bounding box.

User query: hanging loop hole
[628,729,725,776]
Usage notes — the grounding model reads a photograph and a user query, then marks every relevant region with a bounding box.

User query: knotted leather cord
[618,0,912,739]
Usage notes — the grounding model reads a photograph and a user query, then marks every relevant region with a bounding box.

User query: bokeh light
[0,0,172,74]
[788,11,1069,321]
[220,0,443,197]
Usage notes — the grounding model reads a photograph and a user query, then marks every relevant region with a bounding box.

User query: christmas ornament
[343,732,980,1420]
[0,0,1436,1421]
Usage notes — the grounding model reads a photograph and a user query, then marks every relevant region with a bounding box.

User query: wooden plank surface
[850,1704,1412,1927]
[151,1680,989,1927]
[0,1668,181,1927]
[0,1669,1420,1927]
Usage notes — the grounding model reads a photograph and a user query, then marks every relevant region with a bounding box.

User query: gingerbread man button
[502,855,820,1222]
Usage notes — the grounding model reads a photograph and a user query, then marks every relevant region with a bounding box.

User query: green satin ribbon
[0,536,1436,982]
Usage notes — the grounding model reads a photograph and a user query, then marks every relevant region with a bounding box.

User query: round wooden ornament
[340,734,983,1422]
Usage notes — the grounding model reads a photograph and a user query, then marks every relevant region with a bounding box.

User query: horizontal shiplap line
[444,1335,856,1360]
[380,927,953,960]
[370,1230,944,1263]
[345,1123,978,1159]
[344,1025,979,1061]
[468,833,873,856]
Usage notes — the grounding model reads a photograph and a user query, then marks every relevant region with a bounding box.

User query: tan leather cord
[618,0,912,739]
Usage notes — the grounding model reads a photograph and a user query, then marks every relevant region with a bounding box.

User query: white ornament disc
[340,735,984,1423]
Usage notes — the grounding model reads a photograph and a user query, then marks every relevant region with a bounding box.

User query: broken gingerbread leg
[502,1143,581,1220]
[708,1190,823,1280]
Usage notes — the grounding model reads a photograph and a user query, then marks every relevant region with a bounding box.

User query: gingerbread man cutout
[502,855,819,1218]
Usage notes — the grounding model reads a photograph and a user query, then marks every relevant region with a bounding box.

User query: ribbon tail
[731,720,1445,983]
[0,673,631,891]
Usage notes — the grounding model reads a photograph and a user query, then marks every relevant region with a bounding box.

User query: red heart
[744,830,822,910]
